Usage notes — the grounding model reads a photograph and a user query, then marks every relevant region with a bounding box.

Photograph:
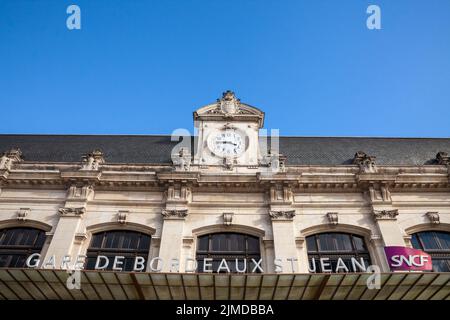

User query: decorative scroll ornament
[218,90,240,115]
[17,208,30,221]
[326,212,339,225]
[353,151,377,173]
[0,148,23,170]
[269,210,296,220]
[223,212,234,226]
[80,150,104,171]
[161,209,188,220]
[117,210,128,224]
[426,211,440,225]
[373,209,398,220]
[59,207,86,217]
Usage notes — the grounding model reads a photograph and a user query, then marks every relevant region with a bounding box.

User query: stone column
[42,184,92,269]
[269,210,300,273]
[158,209,188,272]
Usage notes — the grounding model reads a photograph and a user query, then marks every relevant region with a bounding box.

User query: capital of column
[269,210,296,221]
[161,208,188,220]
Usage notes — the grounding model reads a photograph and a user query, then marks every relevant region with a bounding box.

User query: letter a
[66,5,81,30]
[366,5,381,30]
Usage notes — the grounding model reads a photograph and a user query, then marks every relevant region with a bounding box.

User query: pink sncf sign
[384,246,433,271]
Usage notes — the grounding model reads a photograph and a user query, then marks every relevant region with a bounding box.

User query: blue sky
[1,0,449,137]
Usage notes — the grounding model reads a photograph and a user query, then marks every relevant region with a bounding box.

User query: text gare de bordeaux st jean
[24,254,372,273]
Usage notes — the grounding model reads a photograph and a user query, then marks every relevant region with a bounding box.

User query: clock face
[207,130,245,157]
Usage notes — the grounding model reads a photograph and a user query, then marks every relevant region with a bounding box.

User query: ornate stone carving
[223,212,234,226]
[268,150,286,173]
[269,210,296,220]
[161,209,188,220]
[59,207,86,217]
[17,208,30,221]
[426,211,440,224]
[368,184,391,203]
[436,152,450,165]
[326,212,338,225]
[353,151,377,173]
[173,147,191,171]
[373,209,398,220]
[67,184,94,200]
[218,90,240,115]
[269,184,293,204]
[117,210,128,224]
[80,150,104,171]
[223,157,237,170]
[0,148,23,170]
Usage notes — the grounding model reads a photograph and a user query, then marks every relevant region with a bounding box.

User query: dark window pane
[306,236,317,252]
[197,236,209,251]
[247,237,260,252]
[435,232,450,250]
[420,232,440,250]
[411,234,422,249]
[353,236,366,251]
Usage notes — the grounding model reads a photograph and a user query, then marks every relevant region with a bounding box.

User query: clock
[207,130,245,158]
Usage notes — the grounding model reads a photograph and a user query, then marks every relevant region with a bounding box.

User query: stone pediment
[193,91,265,128]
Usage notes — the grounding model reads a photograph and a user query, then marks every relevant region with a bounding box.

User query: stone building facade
[0,91,449,280]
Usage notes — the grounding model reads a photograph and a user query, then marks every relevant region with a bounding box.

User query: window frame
[195,232,261,273]
[85,230,151,272]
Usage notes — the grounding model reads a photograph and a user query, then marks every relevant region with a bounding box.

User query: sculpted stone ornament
[161,209,188,220]
[80,150,104,171]
[117,210,128,224]
[223,212,234,226]
[223,157,237,170]
[327,212,339,225]
[268,150,286,173]
[353,151,377,173]
[59,207,86,217]
[17,208,30,221]
[173,147,191,171]
[373,209,398,220]
[426,211,440,225]
[269,210,296,220]
[219,90,240,115]
[0,148,23,170]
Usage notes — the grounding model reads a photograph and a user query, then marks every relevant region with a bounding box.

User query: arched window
[196,233,261,273]
[0,227,46,268]
[411,231,450,272]
[85,230,151,271]
[306,232,371,273]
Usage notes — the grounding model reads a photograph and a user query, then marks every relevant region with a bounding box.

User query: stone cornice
[0,165,448,191]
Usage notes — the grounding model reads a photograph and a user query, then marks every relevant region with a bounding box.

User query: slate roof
[0,134,449,166]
